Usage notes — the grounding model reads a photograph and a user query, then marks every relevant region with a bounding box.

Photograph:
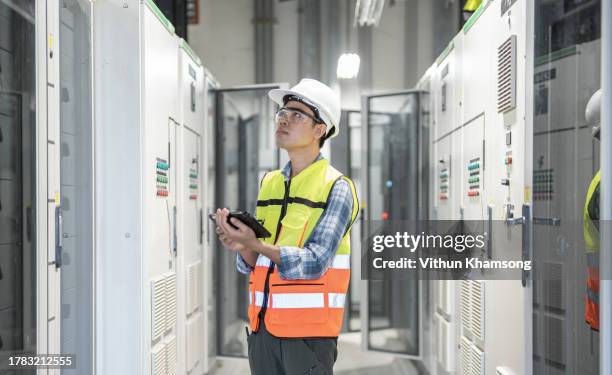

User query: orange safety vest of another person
[583,170,600,331]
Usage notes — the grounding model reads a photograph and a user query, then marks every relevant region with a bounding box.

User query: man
[215,78,359,374]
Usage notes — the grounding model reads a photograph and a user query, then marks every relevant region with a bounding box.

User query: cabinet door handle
[55,206,63,268]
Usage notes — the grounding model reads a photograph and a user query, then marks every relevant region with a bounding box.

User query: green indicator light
[468,177,480,183]
[157,162,169,170]
[468,162,480,171]
[190,184,198,189]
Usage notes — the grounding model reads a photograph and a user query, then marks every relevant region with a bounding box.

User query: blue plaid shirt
[236,154,355,279]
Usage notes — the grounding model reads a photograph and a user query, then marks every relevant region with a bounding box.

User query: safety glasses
[274,107,322,126]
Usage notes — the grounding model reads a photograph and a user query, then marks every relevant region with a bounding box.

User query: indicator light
[468,162,480,170]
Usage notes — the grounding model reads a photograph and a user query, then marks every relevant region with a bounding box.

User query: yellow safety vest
[464,0,483,12]
[248,158,359,338]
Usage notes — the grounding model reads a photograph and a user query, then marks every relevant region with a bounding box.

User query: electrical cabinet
[424,2,602,372]
[93,1,209,374]
[176,40,207,375]
[424,1,532,374]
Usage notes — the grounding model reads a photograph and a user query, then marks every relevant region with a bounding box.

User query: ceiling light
[337,53,361,79]
[354,0,386,27]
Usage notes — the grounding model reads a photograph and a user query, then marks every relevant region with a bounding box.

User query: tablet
[209,211,272,238]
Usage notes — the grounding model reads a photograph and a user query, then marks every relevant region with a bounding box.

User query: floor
[208,332,420,375]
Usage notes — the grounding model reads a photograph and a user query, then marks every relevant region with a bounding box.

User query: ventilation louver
[151,278,167,342]
[497,35,517,113]
[165,273,177,333]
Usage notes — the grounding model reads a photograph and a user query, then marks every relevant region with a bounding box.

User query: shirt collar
[281,153,324,180]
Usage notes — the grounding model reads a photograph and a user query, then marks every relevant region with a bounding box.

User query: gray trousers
[247,322,338,375]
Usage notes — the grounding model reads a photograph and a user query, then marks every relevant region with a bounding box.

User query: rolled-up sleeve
[236,253,254,274]
[277,178,355,280]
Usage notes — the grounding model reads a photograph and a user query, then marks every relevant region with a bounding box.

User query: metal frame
[524,1,535,373]
[35,0,46,359]
[35,0,51,365]
[202,71,219,374]
[600,1,611,373]
[213,83,283,359]
[212,83,288,93]
[342,109,362,333]
[360,89,426,360]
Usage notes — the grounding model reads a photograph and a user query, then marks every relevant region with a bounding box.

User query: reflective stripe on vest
[250,291,265,307]
[255,254,351,269]
[249,292,348,309]
[248,159,359,338]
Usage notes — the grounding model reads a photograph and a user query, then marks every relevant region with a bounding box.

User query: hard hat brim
[268,88,338,139]
[268,88,296,108]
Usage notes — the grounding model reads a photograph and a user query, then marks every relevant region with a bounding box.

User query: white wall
[187,0,457,100]
[273,1,300,85]
[371,1,409,92]
[187,0,255,87]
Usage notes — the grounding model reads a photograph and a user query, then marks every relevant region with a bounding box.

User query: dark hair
[319,126,335,148]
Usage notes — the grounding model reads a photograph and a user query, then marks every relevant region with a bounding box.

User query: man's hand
[215,208,259,251]
[214,208,281,266]
[216,226,246,252]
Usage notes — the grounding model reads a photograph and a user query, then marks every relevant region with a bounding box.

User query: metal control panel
[425,1,532,374]
[92,2,209,374]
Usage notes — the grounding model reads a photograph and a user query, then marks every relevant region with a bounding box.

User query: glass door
[332,110,363,333]
[57,1,93,373]
[0,0,39,370]
[213,84,283,358]
[203,73,219,371]
[361,91,427,358]
[532,1,601,374]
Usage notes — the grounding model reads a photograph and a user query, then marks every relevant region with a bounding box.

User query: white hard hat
[585,89,602,126]
[585,89,601,140]
[269,78,341,139]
